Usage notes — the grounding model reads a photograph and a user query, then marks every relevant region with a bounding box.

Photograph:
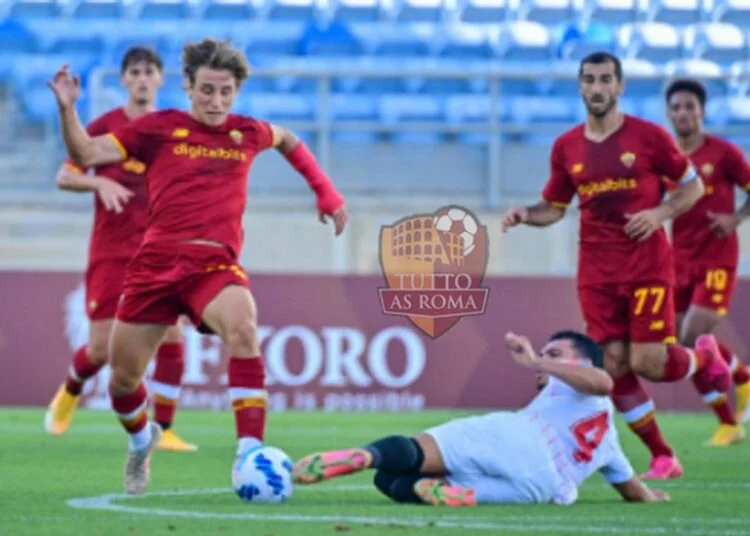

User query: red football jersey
[542,115,694,286]
[67,108,149,262]
[108,109,274,258]
[669,134,750,268]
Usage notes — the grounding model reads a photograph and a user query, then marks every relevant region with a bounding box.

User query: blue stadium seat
[0,20,40,76]
[459,0,509,23]
[620,57,663,97]
[684,23,746,65]
[713,0,750,27]
[201,0,258,20]
[646,0,705,25]
[243,94,317,121]
[707,97,750,125]
[437,25,494,59]
[328,93,380,120]
[297,20,364,56]
[409,59,486,94]
[558,22,616,61]
[666,58,726,97]
[618,22,683,63]
[136,0,193,19]
[360,24,435,56]
[521,0,577,26]
[70,0,126,19]
[510,96,576,125]
[245,23,304,57]
[729,60,750,96]
[379,94,443,123]
[583,0,638,24]
[8,0,63,18]
[495,21,552,61]
[396,0,445,22]
[640,97,668,125]
[444,94,511,124]
[323,57,409,94]
[332,0,385,22]
[47,33,106,59]
[266,0,318,20]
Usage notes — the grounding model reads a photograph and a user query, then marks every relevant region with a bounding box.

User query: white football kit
[426,371,635,504]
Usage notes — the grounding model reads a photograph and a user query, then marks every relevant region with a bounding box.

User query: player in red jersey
[43,47,197,453]
[665,78,750,445]
[48,38,348,495]
[501,52,731,480]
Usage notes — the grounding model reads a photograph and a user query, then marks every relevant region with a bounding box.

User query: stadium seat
[495,21,552,61]
[437,25,494,59]
[646,0,705,25]
[510,96,576,125]
[619,57,663,97]
[396,0,445,22]
[8,0,64,18]
[328,93,380,120]
[713,0,750,27]
[728,60,750,96]
[136,0,194,19]
[266,0,319,20]
[665,58,726,97]
[358,23,435,56]
[245,23,305,57]
[618,22,683,63]
[379,94,444,124]
[243,94,317,121]
[331,0,385,22]
[583,0,638,25]
[297,20,364,56]
[558,22,616,61]
[70,0,127,19]
[707,96,750,125]
[683,23,746,65]
[0,20,40,72]
[639,96,668,125]
[444,94,512,124]
[201,0,259,20]
[47,33,106,59]
[521,0,577,26]
[459,0,509,23]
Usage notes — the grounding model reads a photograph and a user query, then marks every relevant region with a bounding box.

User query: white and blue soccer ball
[232,445,295,504]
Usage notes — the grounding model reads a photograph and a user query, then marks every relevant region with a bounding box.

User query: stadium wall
[1,271,748,411]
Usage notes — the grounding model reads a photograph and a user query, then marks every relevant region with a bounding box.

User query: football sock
[612,372,674,458]
[110,382,151,452]
[151,342,185,430]
[718,341,750,385]
[660,344,710,381]
[229,357,267,445]
[364,435,425,473]
[65,346,104,396]
[373,471,423,504]
[692,375,737,426]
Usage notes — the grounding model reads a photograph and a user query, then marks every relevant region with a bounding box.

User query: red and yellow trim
[232,397,268,411]
[107,133,128,159]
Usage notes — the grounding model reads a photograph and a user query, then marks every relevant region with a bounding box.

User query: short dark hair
[182,38,250,86]
[665,78,707,109]
[578,51,623,81]
[548,330,604,369]
[121,46,163,74]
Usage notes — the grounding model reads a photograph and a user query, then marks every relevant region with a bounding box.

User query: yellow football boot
[44,385,79,436]
[706,424,745,447]
[157,429,198,452]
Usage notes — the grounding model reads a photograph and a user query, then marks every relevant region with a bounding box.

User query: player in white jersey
[292,330,669,506]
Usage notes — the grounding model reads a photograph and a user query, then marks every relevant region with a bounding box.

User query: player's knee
[373,471,422,504]
[108,367,141,396]
[603,350,630,379]
[224,318,259,355]
[87,340,110,366]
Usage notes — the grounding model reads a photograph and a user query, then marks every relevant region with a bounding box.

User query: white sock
[237,437,261,456]
[129,424,153,452]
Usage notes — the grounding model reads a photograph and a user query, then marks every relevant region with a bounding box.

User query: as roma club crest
[620,151,636,168]
[229,129,243,145]
[378,205,490,339]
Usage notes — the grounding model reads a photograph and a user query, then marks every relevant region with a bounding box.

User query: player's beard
[585,95,616,118]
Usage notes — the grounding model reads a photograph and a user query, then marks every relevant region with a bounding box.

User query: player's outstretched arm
[612,477,670,503]
[55,165,134,213]
[501,200,565,232]
[47,66,124,168]
[270,124,348,236]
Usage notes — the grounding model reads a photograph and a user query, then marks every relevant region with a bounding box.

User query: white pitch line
[65,487,750,534]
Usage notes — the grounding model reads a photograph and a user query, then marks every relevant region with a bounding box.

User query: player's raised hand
[94,177,134,214]
[707,211,738,238]
[501,207,528,232]
[47,65,81,110]
[624,207,668,241]
[504,331,538,368]
[318,204,348,236]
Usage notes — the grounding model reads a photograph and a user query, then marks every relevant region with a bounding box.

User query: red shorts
[578,282,676,345]
[116,242,250,332]
[86,258,129,320]
[674,263,736,316]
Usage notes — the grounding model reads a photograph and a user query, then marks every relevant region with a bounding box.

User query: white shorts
[425,411,564,504]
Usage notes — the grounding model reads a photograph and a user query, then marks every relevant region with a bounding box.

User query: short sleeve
[651,125,696,184]
[724,142,750,191]
[255,120,274,150]
[598,431,635,484]
[542,137,576,208]
[64,117,110,173]
[108,113,158,162]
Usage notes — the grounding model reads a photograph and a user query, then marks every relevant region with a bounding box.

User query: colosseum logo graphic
[378,205,490,339]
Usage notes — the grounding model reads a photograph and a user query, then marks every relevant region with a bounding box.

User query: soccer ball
[433,207,479,256]
[232,445,295,504]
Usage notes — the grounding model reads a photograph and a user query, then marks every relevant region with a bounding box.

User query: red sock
[612,372,674,458]
[718,341,750,385]
[65,346,104,396]
[692,373,737,425]
[228,357,267,441]
[110,382,149,434]
[660,345,711,382]
[151,343,184,430]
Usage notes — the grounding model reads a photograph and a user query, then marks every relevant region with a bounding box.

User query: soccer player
[665,78,750,445]
[44,46,197,453]
[500,52,731,480]
[293,330,670,506]
[48,38,348,495]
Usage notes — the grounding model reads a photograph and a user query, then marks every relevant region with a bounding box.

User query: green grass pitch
[1,409,748,535]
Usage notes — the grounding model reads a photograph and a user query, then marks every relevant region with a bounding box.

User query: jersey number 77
[571,411,609,463]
